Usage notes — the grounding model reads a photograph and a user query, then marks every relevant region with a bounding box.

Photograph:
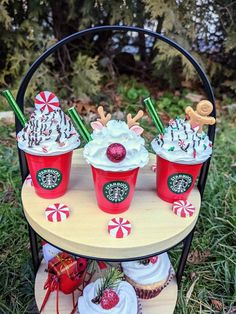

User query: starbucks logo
[103,181,130,203]
[168,173,193,194]
[36,168,62,190]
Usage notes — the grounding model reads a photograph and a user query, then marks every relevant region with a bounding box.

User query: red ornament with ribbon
[39,252,91,314]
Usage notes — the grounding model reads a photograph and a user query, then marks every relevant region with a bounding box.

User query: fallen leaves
[211,299,223,311]
[226,306,236,314]
[186,276,199,304]
[187,250,211,264]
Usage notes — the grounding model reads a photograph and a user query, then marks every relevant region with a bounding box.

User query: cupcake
[17,91,80,198]
[151,100,216,203]
[121,253,174,299]
[83,106,149,214]
[78,268,140,313]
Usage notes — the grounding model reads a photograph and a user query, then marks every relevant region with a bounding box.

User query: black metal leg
[176,228,195,287]
[28,225,40,274]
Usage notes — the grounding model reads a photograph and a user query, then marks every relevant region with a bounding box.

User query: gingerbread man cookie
[185,100,216,133]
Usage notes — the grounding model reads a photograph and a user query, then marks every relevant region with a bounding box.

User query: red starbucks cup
[91,165,139,214]
[156,155,202,203]
[25,151,73,199]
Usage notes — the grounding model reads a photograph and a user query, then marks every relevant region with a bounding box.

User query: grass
[0,109,235,313]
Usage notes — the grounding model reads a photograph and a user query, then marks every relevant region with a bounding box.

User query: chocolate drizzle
[35,135,42,146]
[49,112,55,128]
[184,125,188,139]
[176,119,179,130]
[40,124,43,135]
[55,125,62,143]
[59,110,62,121]
[69,121,72,132]
[171,130,174,141]
[196,133,201,146]
[193,139,196,156]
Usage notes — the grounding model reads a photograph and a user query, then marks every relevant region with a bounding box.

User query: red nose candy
[106,143,126,163]
[150,256,158,264]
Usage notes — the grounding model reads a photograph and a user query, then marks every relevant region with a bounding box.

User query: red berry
[106,143,126,163]
[101,289,119,310]
[150,256,158,264]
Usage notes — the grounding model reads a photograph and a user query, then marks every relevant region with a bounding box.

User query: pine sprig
[92,268,123,304]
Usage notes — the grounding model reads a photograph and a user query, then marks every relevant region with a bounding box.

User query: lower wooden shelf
[35,260,178,314]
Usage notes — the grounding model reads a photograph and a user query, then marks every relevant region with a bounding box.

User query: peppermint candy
[178,139,186,148]
[25,174,33,186]
[169,119,175,126]
[45,203,70,222]
[151,164,156,172]
[172,200,195,218]
[108,217,131,238]
[35,91,60,114]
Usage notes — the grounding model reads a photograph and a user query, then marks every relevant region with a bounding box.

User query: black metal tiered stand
[15,25,216,313]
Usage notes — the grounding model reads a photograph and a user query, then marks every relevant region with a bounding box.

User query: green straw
[144,97,165,134]
[1,90,27,127]
[68,107,92,143]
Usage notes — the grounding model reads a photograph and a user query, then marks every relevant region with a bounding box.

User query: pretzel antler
[97,106,111,126]
[127,110,144,128]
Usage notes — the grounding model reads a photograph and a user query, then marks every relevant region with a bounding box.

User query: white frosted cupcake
[78,268,140,314]
[121,253,174,299]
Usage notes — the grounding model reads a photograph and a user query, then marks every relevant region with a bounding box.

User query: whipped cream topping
[121,253,171,285]
[78,279,138,314]
[83,120,149,171]
[17,108,80,156]
[151,118,212,164]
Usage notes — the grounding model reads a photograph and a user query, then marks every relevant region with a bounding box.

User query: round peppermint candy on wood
[172,200,195,218]
[108,217,131,238]
[45,203,70,222]
[151,164,156,172]
[25,174,33,186]
[35,91,60,114]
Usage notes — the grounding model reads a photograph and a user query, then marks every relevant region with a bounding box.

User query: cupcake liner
[126,266,175,300]
[137,298,143,314]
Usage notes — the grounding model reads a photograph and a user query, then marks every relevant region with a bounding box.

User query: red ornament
[77,258,88,273]
[106,143,126,163]
[101,289,119,310]
[150,256,158,264]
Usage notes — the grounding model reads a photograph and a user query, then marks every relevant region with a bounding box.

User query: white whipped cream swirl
[121,253,171,285]
[17,109,80,156]
[83,120,149,171]
[78,279,138,314]
[151,118,212,164]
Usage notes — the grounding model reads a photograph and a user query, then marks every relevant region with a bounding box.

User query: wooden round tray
[22,149,201,260]
[35,260,178,314]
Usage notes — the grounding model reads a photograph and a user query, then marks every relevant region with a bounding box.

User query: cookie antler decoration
[127,110,144,128]
[185,100,216,133]
[98,106,112,126]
